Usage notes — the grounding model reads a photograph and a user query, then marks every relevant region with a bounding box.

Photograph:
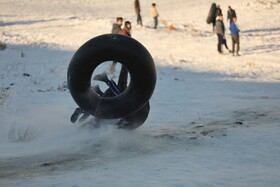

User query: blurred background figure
[227,6,237,24]
[150,3,159,29]
[134,0,142,26]
[119,21,132,37]
[111,17,123,34]
[215,4,222,18]
[216,14,227,53]
[230,17,240,56]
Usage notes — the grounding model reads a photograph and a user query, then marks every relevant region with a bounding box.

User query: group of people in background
[214,5,240,56]
[111,17,131,36]
[134,0,159,29]
[107,1,159,97]
[111,2,241,56]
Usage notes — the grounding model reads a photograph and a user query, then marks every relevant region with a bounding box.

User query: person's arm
[233,23,240,33]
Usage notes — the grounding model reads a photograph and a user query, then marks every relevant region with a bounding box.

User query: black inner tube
[67,34,156,119]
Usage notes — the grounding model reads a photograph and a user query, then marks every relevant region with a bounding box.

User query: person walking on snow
[230,17,240,56]
[150,3,159,29]
[111,17,123,34]
[215,14,231,53]
[134,0,142,26]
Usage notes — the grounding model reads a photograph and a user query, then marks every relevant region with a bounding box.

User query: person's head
[152,3,156,7]
[116,17,123,26]
[217,14,223,21]
[228,6,232,10]
[217,4,220,8]
[232,17,237,23]
[124,21,131,30]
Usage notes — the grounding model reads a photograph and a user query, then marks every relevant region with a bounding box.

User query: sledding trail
[1,108,279,180]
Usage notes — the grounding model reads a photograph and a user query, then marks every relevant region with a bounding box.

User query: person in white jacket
[150,3,159,29]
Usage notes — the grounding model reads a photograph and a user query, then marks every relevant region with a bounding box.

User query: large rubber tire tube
[206,3,217,24]
[67,34,156,119]
[117,102,150,129]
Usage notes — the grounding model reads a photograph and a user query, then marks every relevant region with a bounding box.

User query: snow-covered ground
[1,0,280,186]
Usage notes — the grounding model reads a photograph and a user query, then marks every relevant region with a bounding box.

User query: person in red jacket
[119,21,132,37]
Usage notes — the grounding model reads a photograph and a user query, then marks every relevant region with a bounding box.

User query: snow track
[1,109,279,180]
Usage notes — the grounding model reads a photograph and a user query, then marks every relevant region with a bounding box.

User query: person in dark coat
[227,6,237,24]
[111,17,123,34]
[215,14,231,53]
[134,0,142,26]
[230,17,240,56]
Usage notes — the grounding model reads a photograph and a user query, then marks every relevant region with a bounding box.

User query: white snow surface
[1,0,280,186]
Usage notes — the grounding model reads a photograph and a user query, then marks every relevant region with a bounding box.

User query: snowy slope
[1,0,280,186]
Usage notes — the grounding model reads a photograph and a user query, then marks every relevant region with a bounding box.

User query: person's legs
[154,16,158,29]
[117,65,128,92]
[139,14,142,26]
[236,34,240,55]
[232,35,239,55]
[137,13,142,26]
[217,34,223,52]
[223,38,229,50]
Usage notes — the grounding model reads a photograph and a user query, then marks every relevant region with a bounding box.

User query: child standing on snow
[230,17,240,56]
[216,14,231,53]
[150,3,159,29]
[119,21,132,37]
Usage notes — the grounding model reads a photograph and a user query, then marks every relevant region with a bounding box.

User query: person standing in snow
[215,14,231,53]
[111,17,123,34]
[150,3,159,29]
[227,6,237,24]
[134,0,142,26]
[119,21,132,37]
[230,17,240,56]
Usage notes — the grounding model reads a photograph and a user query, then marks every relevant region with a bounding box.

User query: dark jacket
[111,23,121,34]
[227,9,236,22]
[134,0,141,13]
[215,7,222,17]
